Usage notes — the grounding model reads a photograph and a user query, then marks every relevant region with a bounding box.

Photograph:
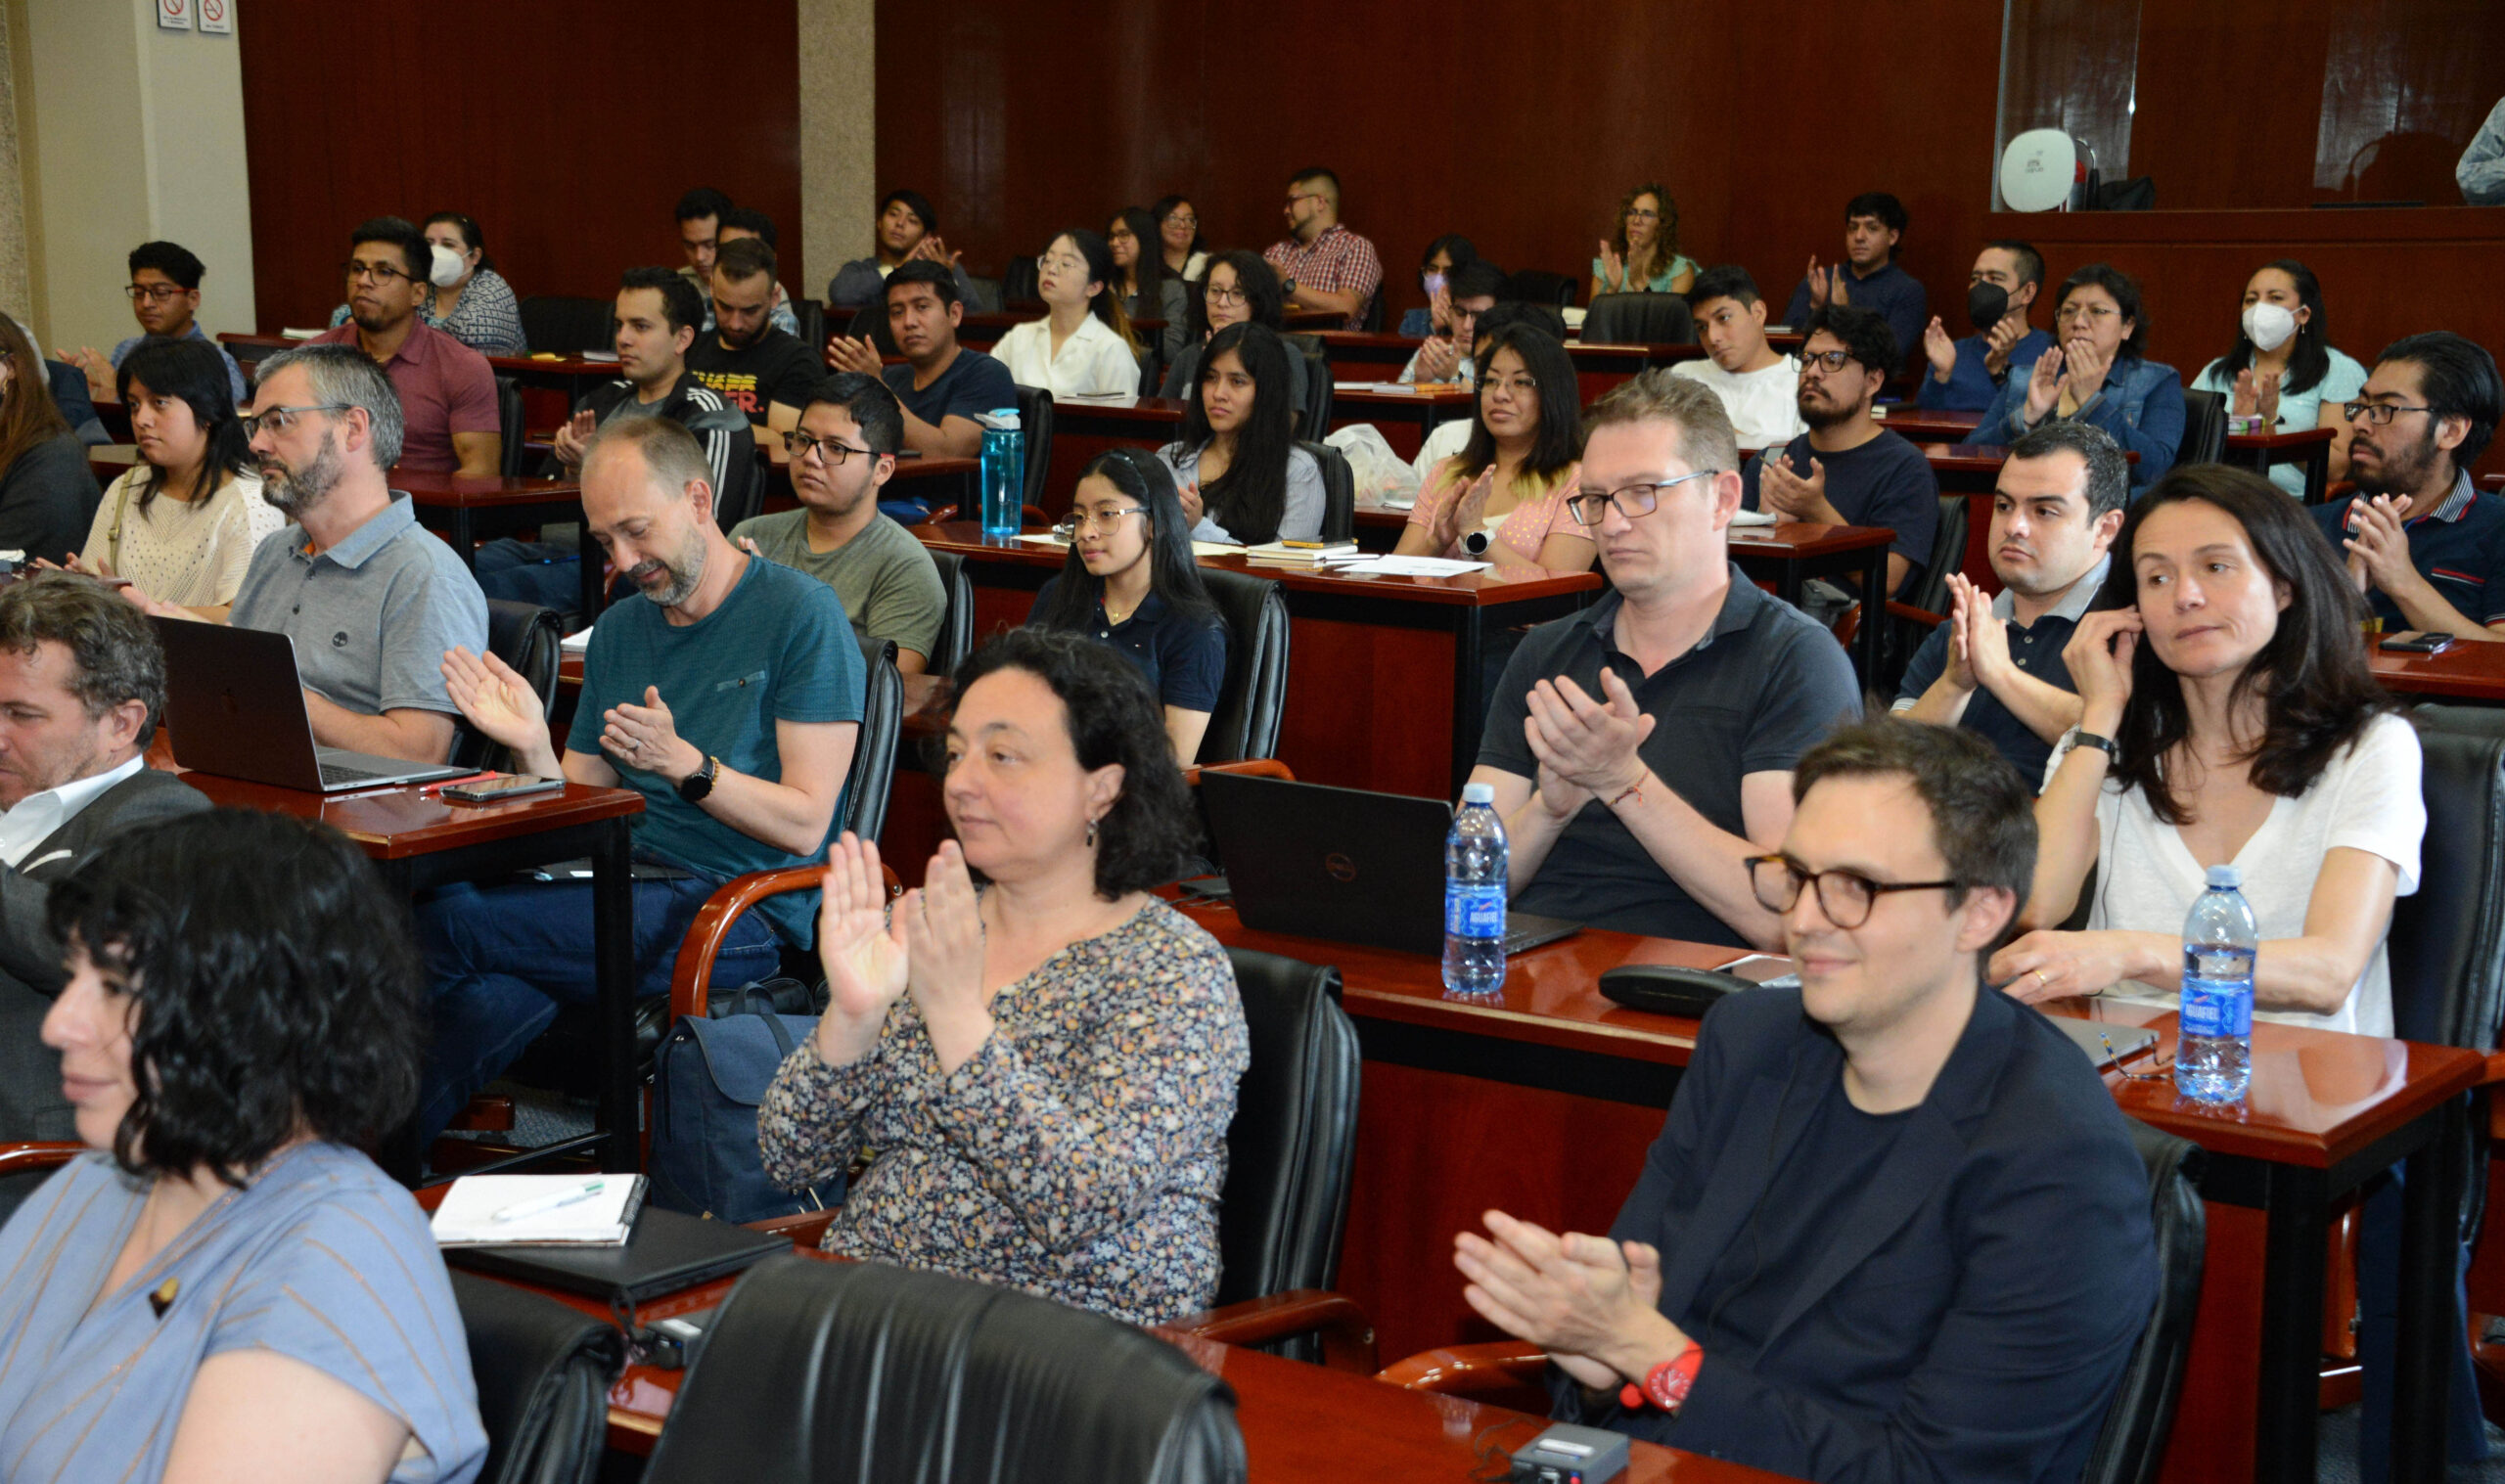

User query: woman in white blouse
[70,338,283,617]
[1994,464,2420,1038]
[990,231,1143,399]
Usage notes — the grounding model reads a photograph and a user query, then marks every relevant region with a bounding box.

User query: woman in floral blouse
[758,628,1249,1326]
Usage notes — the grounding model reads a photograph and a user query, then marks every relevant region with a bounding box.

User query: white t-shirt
[2058,711,2424,1037]
[989,314,1141,399]
[1412,417,1473,482]
[82,467,287,607]
[1670,353,1807,451]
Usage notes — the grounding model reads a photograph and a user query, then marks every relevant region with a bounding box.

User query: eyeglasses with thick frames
[1054,506,1148,537]
[1747,854,1959,930]
[783,430,875,466]
[1564,469,1717,526]
[341,259,415,285]
[1205,283,1249,306]
[2341,400,2435,427]
[1799,348,1859,374]
[240,403,350,439]
[124,284,187,303]
[1162,213,1199,228]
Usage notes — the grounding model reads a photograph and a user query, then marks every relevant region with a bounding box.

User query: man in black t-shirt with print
[688,235,824,436]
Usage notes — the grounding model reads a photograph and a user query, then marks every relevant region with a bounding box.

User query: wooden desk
[2369,635,2505,701]
[1874,406,1982,443]
[1175,902,2480,1484]
[2224,424,2339,504]
[1325,383,1474,459]
[216,334,622,427]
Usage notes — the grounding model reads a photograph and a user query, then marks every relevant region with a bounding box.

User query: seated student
[130,345,488,765]
[1026,448,1227,762]
[689,236,825,435]
[477,267,754,616]
[1398,233,1478,338]
[1590,182,1696,298]
[1157,251,1310,415]
[45,355,107,446]
[1980,263,2186,491]
[760,628,1250,1327]
[1109,206,1190,363]
[1150,194,1209,284]
[673,185,731,295]
[1458,718,2156,1482]
[824,260,1015,470]
[1669,265,1806,450]
[732,374,947,674]
[0,315,109,565]
[57,240,248,404]
[0,810,488,1482]
[1157,322,1324,545]
[323,211,532,356]
[1893,421,2126,783]
[1742,305,1940,600]
[2316,332,2505,642]
[1400,259,1503,385]
[2193,260,2368,497]
[825,188,979,307]
[1917,239,2055,412]
[1473,372,1859,948]
[1408,302,1529,479]
[420,417,863,1142]
[1264,166,1385,329]
[710,207,802,338]
[1399,323,1590,569]
[1783,192,1928,359]
[990,230,1143,399]
[2464,96,2505,205]
[309,217,503,476]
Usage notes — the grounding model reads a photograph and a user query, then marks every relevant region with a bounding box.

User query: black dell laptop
[1198,771,1580,957]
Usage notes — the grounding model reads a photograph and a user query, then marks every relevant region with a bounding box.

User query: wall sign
[157,0,192,29]
[199,0,232,34]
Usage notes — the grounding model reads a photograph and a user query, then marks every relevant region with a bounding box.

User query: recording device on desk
[1507,1423,1630,1483]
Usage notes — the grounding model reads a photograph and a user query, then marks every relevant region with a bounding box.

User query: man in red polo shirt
[1263,167,1383,331]
[312,217,501,476]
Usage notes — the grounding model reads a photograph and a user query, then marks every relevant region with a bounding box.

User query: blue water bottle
[978,409,1024,538]
[2176,864,2256,1102]
[1442,782,1508,998]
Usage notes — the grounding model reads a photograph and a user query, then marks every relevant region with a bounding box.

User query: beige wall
[798,0,876,303]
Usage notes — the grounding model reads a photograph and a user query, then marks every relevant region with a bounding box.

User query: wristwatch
[677,753,721,803]
[1461,530,1491,557]
[1618,1343,1704,1414]
[2071,730,2119,762]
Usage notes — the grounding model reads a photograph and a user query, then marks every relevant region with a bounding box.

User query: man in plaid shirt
[1264,167,1384,330]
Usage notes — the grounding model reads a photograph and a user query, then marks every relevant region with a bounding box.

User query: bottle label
[1445,883,1506,941]
[2179,975,2253,1039]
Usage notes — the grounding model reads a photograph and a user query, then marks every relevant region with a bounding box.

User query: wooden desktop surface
[2368,634,2505,701]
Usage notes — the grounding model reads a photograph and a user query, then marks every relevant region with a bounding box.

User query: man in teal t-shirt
[412,417,864,1143]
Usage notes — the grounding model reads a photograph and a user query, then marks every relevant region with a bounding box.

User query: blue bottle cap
[2204,864,2241,889]
[1461,782,1495,805]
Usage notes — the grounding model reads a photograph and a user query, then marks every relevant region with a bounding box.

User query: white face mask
[429,244,467,290]
[2241,301,2298,353]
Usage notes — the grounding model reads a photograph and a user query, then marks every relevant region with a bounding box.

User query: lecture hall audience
[1400,258,1503,385]
[826,187,980,307]
[2191,259,2367,496]
[1980,262,2187,490]
[1159,250,1310,414]
[308,216,503,478]
[1157,322,1325,545]
[0,314,107,564]
[824,259,1016,467]
[1399,233,1479,339]
[1398,322,1591,569]
[1783,191,1928,360]
[712,206,803,338]
[329,213,528,355]
[688,235,825,434]
[1109,206,1190,362]
[1149,194,1209,284]
[1264,166,1385,330]
[1669,265,1807,450]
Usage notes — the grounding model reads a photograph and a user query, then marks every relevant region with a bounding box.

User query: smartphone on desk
[440,774,566,805]
[2379,631,2455,654]
[1714,953,1801,990]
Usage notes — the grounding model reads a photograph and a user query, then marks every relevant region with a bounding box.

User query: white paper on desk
[430,1174,645,1247]
[580,350,619,363]
[560,625,593,652]
[1333,382,1419,395]
[1057,392,1142,406]
[1728,509,1778,526]
[1336,554,1491,576]
[1017,532,1243,558]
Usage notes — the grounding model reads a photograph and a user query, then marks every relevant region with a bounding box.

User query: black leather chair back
[1358,288,1385,332]
[1913,493,1967,616]
[2178,387,2228,467]
[711,437,767,533]
[843,301,900,358]
[2079,1118,2207,1484]
[494,376,524,476]
[450,1271,624,1484]
[519,295,616,356]
[1581,292,1694,345]
[1215,949,1360,1327]
[1198,569,1290,763]
[642,1254,1248,1484]
[2390,710,2505,1055]
[961,274,1004,315]
[1502,269,1577,309]
[925,549,976,675]
[453,601,563,771]
[1014,383,1056,512]
[791,298,825,362]
[1283,334,1334,436]
[1002,255,1040,303]
[843,636,902,842]
[1297,439,1355,544]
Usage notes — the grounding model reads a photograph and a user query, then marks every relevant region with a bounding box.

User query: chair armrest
[744,1209,838,1247]
[666,865,902,1021]
[1182,759,1297,787]
[1161,1289,1378,1373]
[0,1143,82,1180]
[1887,600,1947,630]
[917,504,958,525]
[1374,1340,1551,1394]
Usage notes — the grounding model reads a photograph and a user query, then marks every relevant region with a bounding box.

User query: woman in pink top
[1396,324,1592,570]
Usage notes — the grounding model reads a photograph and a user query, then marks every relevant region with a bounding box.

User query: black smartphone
[440,774,566,805]
[2379,632,2456,654]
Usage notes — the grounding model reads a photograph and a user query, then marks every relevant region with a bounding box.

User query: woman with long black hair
[1109,207,1189,362]
[1156,322,1323,546]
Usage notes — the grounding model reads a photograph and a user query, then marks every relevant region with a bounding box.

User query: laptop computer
[153,619,471,793]
[1198,771,1580,958]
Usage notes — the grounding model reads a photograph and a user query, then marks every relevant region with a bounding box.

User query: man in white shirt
[1671,266,1806,451]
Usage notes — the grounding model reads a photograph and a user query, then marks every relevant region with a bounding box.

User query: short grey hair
[581,415,715,506]
[1583,368,1740,476]
[254,344,404,471]
[0,574,167,744]
[2007,420,2130,520]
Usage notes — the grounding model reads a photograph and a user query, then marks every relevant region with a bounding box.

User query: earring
[1085,819,1098,848]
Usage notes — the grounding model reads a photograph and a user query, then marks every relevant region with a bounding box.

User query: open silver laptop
[152,619,470,792]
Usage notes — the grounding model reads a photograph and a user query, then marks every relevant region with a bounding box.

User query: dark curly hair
[949,629,1198,898]
[47,809,426,1184]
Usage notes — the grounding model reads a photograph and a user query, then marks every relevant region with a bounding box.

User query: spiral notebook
[430,1174,648,1248]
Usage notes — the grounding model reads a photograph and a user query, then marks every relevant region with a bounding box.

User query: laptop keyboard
[317,761,391,787]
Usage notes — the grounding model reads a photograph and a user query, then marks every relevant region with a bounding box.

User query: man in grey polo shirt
[1471,372,1860,949]
[134,344,487,764]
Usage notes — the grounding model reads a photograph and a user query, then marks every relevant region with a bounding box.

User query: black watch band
[2072,730,2119,761]
[677,754,720,803]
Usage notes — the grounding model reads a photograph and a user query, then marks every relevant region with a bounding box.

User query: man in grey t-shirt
[731,374,945,672]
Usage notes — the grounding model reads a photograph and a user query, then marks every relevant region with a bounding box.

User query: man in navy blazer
[1455,719,2158,1482]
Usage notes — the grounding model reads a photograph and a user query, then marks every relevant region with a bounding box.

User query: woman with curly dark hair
[0,809,486,1483]
[759,628,1249,1326]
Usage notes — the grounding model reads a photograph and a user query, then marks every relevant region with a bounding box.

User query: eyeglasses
[1564,469,1717,526]
[1205,284,1249,306]
[1480,376,1538,399]
[239,402,350,439]
[124,284,187,303]
[1747,854,1959,930]
[2057,302,2118,323]
[1053,506,1147,536]
[1037,253,1088,275]
[342,259,414,285]
[1162,213,1199,228]
[2342,400,2435,427]
[1799,348,1858,374]
[783,430,874,466]
[1624,207,1662,221]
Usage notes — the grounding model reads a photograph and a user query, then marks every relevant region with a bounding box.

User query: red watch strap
[1617,1343,1703,1413]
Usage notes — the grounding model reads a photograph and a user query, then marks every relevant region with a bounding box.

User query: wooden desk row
[1883,405,2341,503]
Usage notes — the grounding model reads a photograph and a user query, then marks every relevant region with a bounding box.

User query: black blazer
[0,765,211,998]
[1553,984,2157,1483]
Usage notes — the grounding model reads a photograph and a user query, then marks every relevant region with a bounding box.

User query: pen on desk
[488,1179,608,1225]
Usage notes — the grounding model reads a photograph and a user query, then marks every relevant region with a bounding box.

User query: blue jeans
[414,872,783,1144]
[2355,1161,2488,1483]
[476,538,584,617]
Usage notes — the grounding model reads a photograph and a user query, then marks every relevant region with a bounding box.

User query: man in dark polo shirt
[1892,421,2125,785]
[2315,332,2505,641]
[308,216,501,476]
[1473,371,1860,949]
[826,259,1015,472]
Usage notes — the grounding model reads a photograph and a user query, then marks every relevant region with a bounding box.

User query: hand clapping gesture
[2342,493,2420,601]
[1413,334,1466,385]
[1525,669,1656,801]
[1923,316,1957,382]
[1454,1209,1675,1393]
[1756,452,1829,521]
[909,234,963,270]
[1429,466,1499,555]
[441,646,558,774]
[2057,335,2116,411]
[600,686,701,782]
[550,408,598,471]
[825,333,884,377]
[2022,345,2067,426]
[1949,572,2015,693]
[811,833,910,1064]
[1597,240,1627,293]
[1981,315,2027,378]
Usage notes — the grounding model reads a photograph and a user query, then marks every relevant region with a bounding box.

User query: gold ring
[2034,969,2049,987]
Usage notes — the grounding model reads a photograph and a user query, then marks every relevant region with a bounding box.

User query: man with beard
[417,416,862,1145]
[2313,332,2505,641]
[729,374,945,673]
[308,217,501,476]
[687,236,825,436]
[1743,305,1939,603]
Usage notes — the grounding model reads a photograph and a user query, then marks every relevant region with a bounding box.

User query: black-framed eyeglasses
[124,284,186,303]
[239,402,350,439]
[1747,854,1959,929]
[2341,400,2435,427]
[1565,469,1717,526]
[2098,1030,2175,1084]
[1799,348,1858,374]
[341,259,413,285]
[1205,284,1249,306]
[783,430,874,467]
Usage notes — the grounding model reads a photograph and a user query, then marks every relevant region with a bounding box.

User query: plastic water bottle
[1442,783,1508,998]
[2176,864,2256,1102]
[978,409,1024,538]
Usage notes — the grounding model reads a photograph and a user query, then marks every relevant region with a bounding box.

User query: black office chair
[843,636,902,843]
[1874,492,1970,695]
[1580,292,1694,345]
[2078,1119,2208,1484]
[493,375,524,477]
[1298,439,1355,544]
[1501,269,1577,309]
[451,601,564,771]
[1358,289,1385,333]
[518,295,616,356]
[1001,254,1040,304]
[1198,568,1291,764]
[925,548,976,675]
[449,1272,624,1484]
[961,274,1004,314]
[640,1254,1248,1484]
[2177,387,2228,467]
[710,434,767,532]
[843,301,899,358]
[790,298,825,361]
[1283,333,1334,436]
[1014,383,1056,514]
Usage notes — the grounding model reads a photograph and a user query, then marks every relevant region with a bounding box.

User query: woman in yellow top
[1397,323,1591,570]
